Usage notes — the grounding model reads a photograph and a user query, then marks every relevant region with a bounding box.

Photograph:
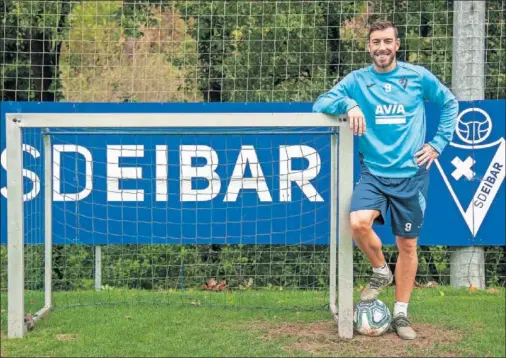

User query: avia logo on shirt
[375,104,406,115]
[374,104,406,124]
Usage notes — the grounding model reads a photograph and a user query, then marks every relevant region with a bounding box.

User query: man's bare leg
[350,210,393,301]
[391,236,418,340]
[350,210,385,267]
[395,236,418,303]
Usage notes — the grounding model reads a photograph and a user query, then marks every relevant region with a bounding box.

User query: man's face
[368,27,400,69]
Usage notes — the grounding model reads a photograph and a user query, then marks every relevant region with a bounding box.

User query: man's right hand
[347,106,366,136]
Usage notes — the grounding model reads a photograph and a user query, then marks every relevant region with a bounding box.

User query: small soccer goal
[4,103,354,339]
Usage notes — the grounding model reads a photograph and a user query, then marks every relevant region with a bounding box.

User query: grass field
[1,286,504,357]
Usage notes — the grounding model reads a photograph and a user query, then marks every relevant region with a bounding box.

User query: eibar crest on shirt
[435,107,505,237]
[399,77,408,89]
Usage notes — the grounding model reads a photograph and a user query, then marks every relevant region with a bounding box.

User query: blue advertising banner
[1,101,504,246]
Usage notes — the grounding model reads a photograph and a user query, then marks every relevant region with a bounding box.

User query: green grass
[1,286,504,357]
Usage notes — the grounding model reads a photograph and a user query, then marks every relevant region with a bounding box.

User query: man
[313,20,458,340]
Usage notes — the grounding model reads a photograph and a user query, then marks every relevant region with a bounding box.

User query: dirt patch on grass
[56,333,78,341]
[242,320,465,357]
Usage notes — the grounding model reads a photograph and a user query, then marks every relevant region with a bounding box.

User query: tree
[58,0,201,102]
[176,0,334,102]
[1,0,71,101]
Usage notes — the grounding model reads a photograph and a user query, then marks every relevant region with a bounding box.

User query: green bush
[1,244,504,292]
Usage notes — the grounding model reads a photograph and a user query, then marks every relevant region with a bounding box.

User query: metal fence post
[450,0,486,289]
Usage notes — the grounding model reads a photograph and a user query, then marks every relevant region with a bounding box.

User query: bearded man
[313,20,458,340]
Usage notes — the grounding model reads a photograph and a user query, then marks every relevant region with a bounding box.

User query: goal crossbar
[7,112,343,128]
[5,112,354,339]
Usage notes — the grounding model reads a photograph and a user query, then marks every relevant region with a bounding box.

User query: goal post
[6,110,354,339]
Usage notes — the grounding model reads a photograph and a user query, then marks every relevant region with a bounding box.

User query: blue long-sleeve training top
[313,61,459,178]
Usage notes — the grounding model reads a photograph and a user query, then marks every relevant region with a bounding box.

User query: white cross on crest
[451,156,475,180]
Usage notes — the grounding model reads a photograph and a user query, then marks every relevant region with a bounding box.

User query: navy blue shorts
[350,162,430,238]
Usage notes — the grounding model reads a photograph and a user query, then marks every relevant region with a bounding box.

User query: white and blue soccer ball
[353,299,392,336]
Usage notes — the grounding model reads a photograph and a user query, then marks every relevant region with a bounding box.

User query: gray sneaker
[392,314,417,340]
[360,269,393,301]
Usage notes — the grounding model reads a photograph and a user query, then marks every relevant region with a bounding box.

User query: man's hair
[368,20,398,40]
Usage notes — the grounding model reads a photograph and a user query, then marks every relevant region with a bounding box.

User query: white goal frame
[6,112,354,339]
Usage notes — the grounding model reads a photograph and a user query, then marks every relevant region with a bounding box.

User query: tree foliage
[59,1,201,102]
[175,1,335,102]
[2,0,504,101]
[1,0,70,101]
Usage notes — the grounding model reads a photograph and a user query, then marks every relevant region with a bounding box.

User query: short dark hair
[368,20,398,40]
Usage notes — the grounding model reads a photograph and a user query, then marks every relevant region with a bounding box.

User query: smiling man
[313,20,458,340]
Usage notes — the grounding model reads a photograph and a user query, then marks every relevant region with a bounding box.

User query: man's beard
[371,51,395,68]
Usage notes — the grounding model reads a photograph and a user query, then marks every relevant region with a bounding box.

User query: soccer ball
[353,299,392,336]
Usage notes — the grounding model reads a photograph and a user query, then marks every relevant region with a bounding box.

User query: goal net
[5,108,354,338]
